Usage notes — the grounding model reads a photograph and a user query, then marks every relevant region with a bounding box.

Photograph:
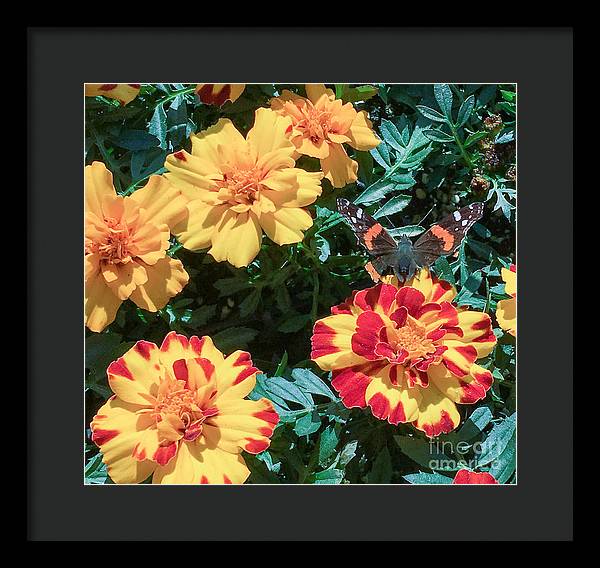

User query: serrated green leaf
[434,83,454,120]
[373,194,412,218]
[476,413,516,467]
[404,471,453,484]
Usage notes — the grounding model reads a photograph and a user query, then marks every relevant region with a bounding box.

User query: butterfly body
[336,198,484,282]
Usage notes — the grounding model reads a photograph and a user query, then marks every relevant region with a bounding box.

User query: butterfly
[337,198,484,282]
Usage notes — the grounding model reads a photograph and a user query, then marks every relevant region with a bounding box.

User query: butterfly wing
[336,198,397,256]
[413,202,484,266]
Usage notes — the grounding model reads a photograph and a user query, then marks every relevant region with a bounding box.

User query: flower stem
[449,124,474,171]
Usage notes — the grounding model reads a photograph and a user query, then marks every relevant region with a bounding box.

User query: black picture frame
[28,27,573,541]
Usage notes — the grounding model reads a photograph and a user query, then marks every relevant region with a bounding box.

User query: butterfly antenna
[417,205,435,226]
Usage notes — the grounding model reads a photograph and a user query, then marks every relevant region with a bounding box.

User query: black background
[28,27,573,541]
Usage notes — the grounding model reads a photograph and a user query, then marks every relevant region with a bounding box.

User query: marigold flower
[90,332,278,484]
[195,84,245,106]
[310,269,497,437]
[496,264,516,336]
[85,83,141,105]
[85,162,189,332]
[452,469,498,484]
[164,107,323,267]
[271,84,380,188]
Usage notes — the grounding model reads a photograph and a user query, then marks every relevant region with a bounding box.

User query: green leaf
[423,128,454,143]
[239,289,261,318]
[264,376,314,407]
[314,468,344,484]
[188,304,217,327]
[294,409,321,436]
[379,119,406,152]
[291,368,337,400]
[341,85,378,103]
[318,425,339,467]
[367,447,392,483]
[355,174,415,205]
[464,131,488,148]
[212,327,258,353]
[476,412,516,467]
[456,95,475,128]
[148,105,168,149]
[370,143,392,169]
[451,406,493,442]
[433,256,455,285]
[434,83,454,120]
[388,225,424,238]
[395,435,457,471]
[214,277,253,296]
[489,430,516,483]
[404,471,453,484]
[278,314,311,333]
[416,105,447,123]
[373,194,412,218]
[113,129,159,151]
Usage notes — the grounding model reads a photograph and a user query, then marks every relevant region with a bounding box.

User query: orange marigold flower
[195,84,245,106]
[90,331,279,484]
[452,469,498,484]
[310,269,497,437]
[496,264,516,336]
[164,108,323,267]
[85,83,141,105]
[85,162,189,332]
[271,84,380,188]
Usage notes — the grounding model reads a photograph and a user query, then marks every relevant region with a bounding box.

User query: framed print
[28,27,572,541]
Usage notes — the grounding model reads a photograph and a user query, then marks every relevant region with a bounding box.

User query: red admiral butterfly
[337,198,484,282]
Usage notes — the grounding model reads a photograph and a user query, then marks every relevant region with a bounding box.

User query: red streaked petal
[395,287,425,316]
[351,311,386,359]
[453,470,498,484]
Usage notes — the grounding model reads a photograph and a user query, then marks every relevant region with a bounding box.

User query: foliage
[85,84,516,484]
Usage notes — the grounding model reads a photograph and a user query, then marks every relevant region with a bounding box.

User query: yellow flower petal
[347,110,380,150]
[502,266,516,297]
[259,207,313,246]
[364,365,421,424]
[85,83,141,106]
[152,441,250,484]
[127,175,187,229]
[102,260,148,301]
[305,84,335,104]
[320,142,358,188]
[412,383,461,437]
[497,297,516,336]
[310,314,370,370]
[208,210,262,267]
[247,108,295,161]
[85,273,122,332]
[174,202,228,252]
[90,397,157,484]
[107,340,163,405]
[129,257,189,312]
[195,84,245,106]
[85,162,116,219]
[205,397,277,454]
[261,169,323,208]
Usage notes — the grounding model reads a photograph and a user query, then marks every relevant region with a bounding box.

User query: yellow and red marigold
[271,84,380,188]
[90,331,279,484]
[195,84,245,106]
[452,469,498,484]
[85,84,141,105]
[164,107,323,267]
[496,264,516,336]
[311,269,497,437]
[85,162,189,332]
